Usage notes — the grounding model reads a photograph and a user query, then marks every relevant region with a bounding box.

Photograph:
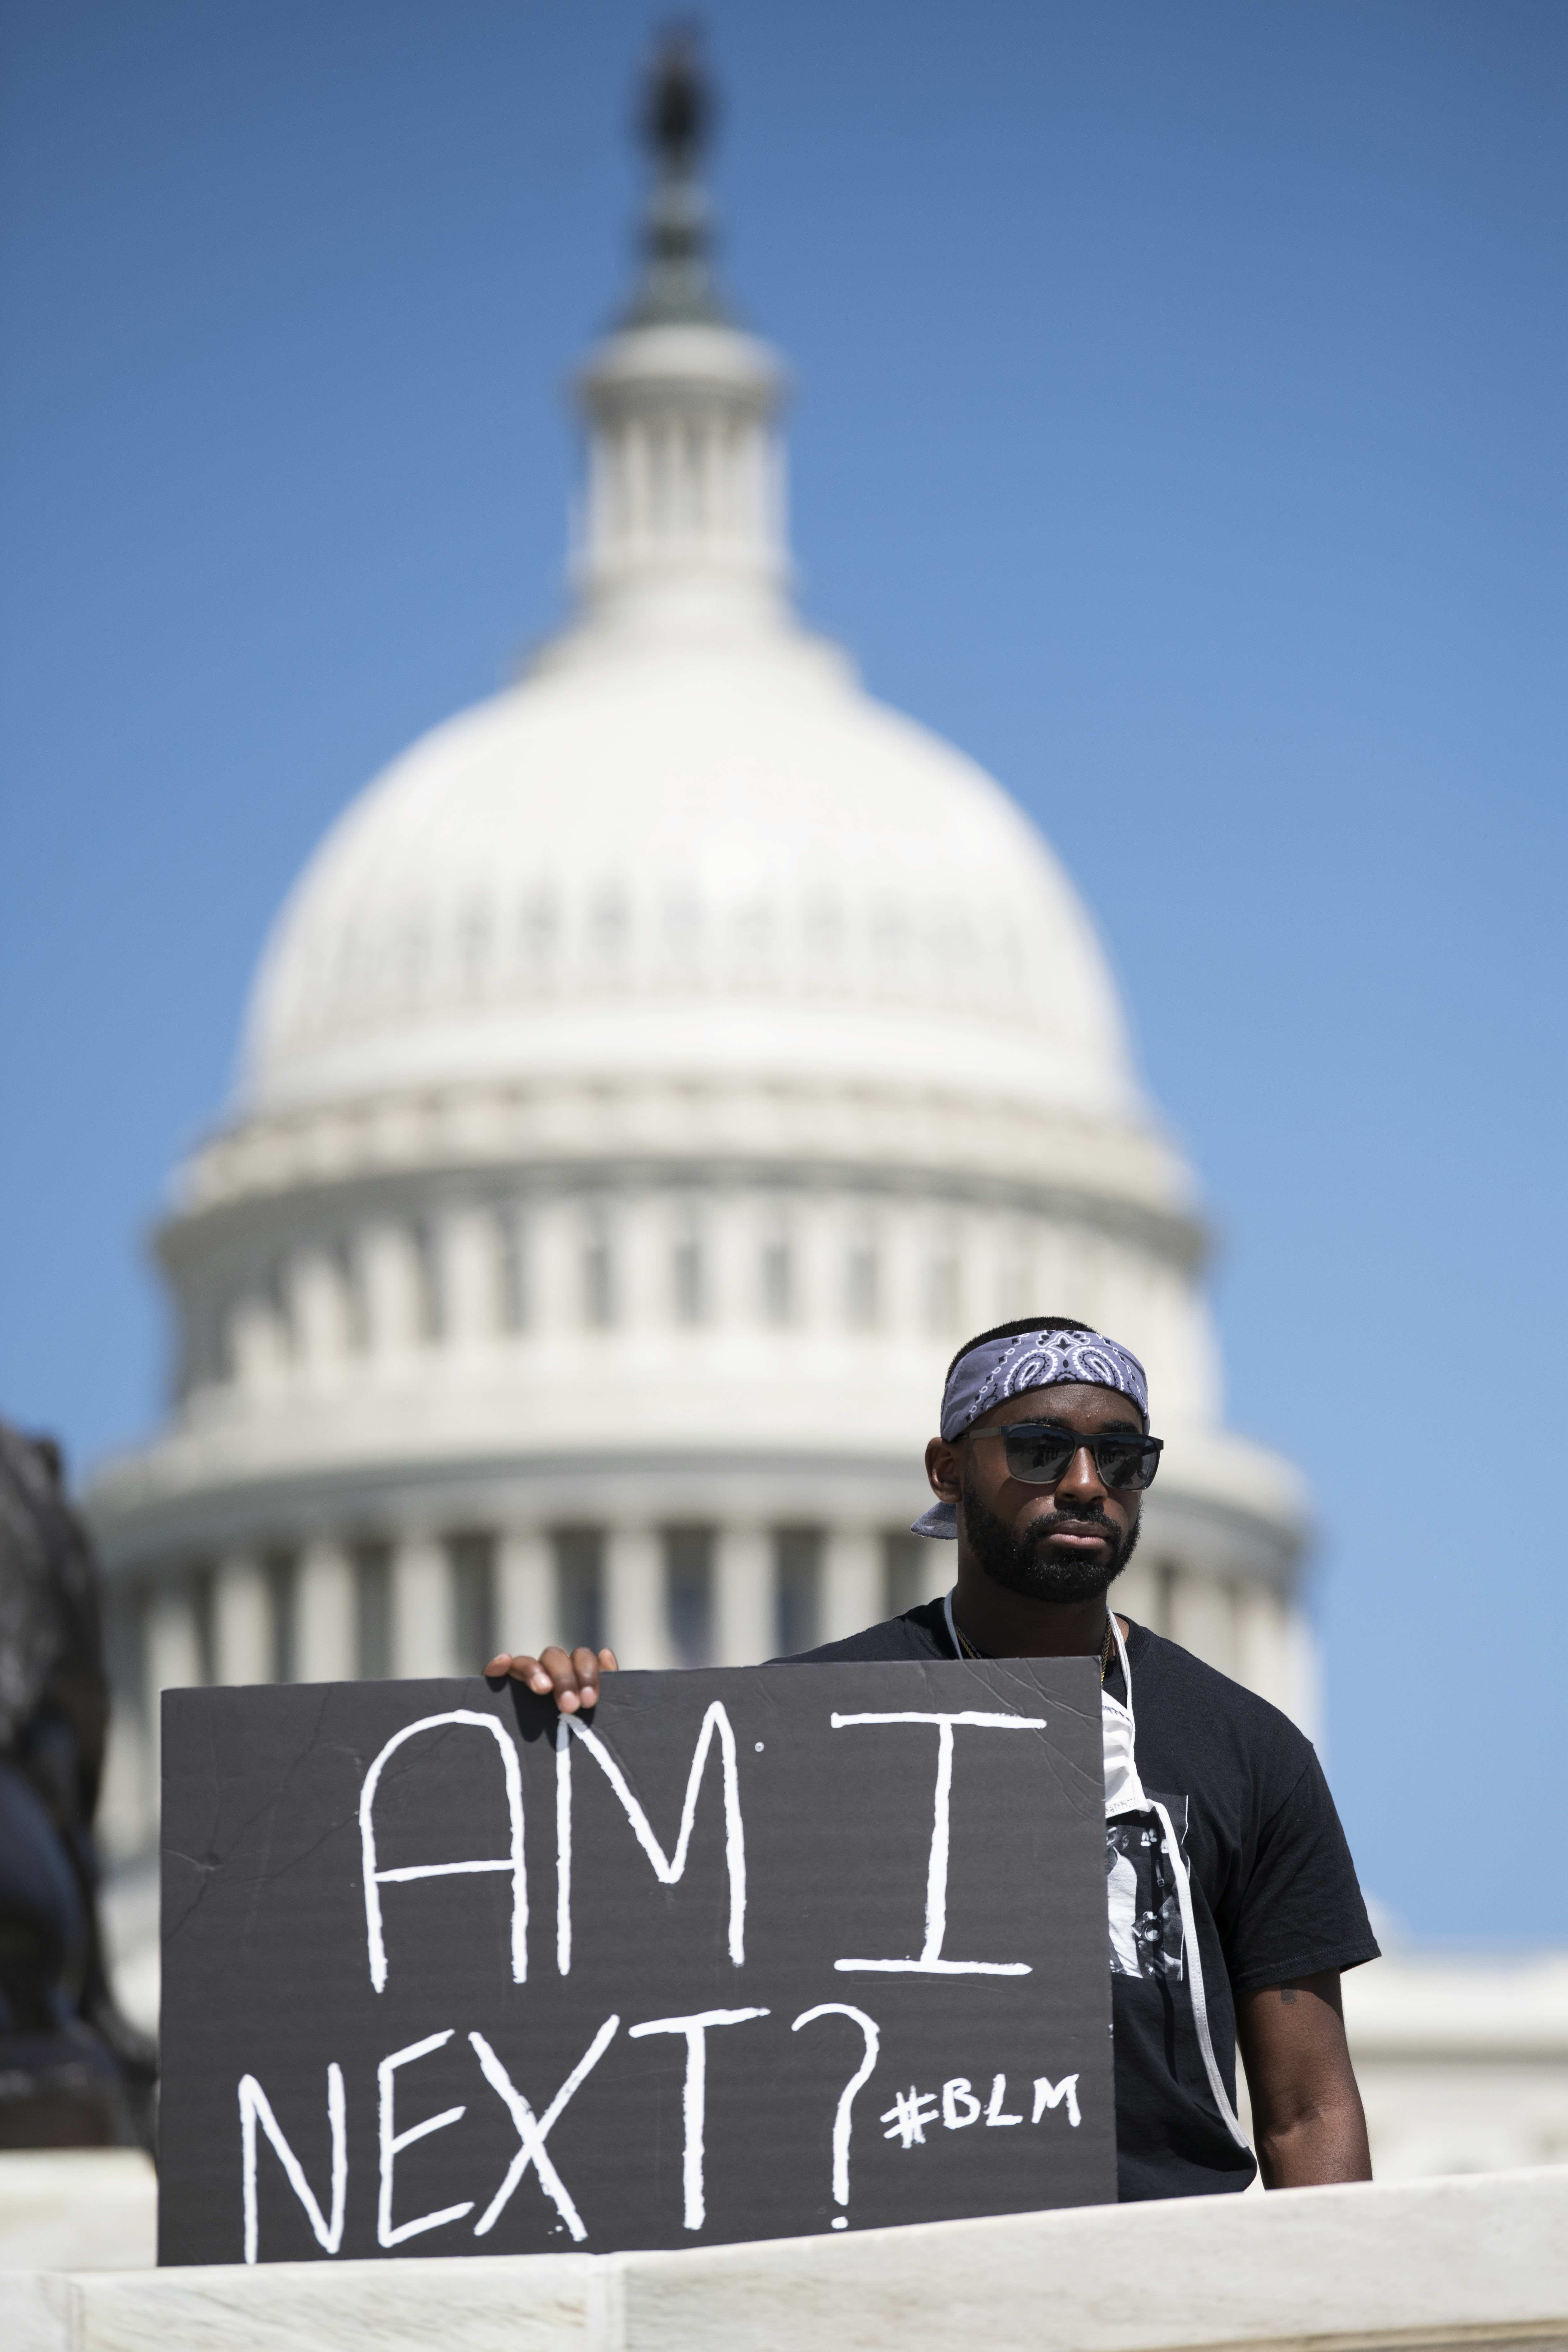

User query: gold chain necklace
[952,1610,1116,1685]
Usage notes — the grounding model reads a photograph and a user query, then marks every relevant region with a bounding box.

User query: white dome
[242,628,1139,1127]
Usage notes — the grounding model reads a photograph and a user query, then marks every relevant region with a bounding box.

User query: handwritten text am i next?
[157,1660,1117,2263]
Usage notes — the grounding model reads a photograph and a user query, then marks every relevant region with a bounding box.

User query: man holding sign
[492,1316,1377,2204]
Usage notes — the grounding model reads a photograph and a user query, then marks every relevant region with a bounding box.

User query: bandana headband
[910,1324,1150,1539]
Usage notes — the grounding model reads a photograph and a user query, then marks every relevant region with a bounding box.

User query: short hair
[943,1315,1092,1384]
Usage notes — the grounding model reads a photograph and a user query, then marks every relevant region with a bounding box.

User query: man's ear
[925,1435,960,1501]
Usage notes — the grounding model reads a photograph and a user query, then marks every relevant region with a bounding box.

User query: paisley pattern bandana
[911,1324,1150,1539]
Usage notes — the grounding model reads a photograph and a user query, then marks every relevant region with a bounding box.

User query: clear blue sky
[2,1,1563,1941]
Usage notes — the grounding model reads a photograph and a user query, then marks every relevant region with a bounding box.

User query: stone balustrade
[4,2163,1566,2352]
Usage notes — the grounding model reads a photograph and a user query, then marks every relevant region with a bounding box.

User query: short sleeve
[1223,1749,1381,1992]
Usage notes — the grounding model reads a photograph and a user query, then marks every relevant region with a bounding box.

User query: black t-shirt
[786,1601,1379,2203]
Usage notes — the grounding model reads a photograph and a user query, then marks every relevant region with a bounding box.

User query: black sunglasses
[967,1421,1163,1491]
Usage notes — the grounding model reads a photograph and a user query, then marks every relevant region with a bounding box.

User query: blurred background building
[78,40,1568,2179]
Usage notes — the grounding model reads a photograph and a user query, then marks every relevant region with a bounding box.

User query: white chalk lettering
[377,2030,474,2247]
[360,1711,526,1992]
[941,2076,981,2129]
[467,2015,620,2243]
[830,1711,1046,1975]
[791,2003,881,2225]
[986,2072,1023,2125]
[1033,2073,1082,2127]
[555,1717,572,1976]
[628,2007,769,2230]
[238,2064,346,2264]
[880,2086,940,2148]
[557,1702,746,1973]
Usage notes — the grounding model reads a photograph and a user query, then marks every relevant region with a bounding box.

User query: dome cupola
[231,33,1153,1190]
[564,26,791,648]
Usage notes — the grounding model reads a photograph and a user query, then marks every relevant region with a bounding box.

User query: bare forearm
[1255,2091,1372,2187]
[1238,1971,1373,2189]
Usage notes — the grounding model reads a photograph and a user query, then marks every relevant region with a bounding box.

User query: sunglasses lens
[1094,1438,1155,1489]
[1000,1428,1075,1483]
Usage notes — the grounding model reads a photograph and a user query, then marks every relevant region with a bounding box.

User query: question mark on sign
[792,2003,881,2229]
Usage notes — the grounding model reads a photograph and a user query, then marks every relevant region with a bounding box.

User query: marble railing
[4,2163,1566,2352]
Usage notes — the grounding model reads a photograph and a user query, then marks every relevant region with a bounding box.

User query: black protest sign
[158,1659,1115,2264]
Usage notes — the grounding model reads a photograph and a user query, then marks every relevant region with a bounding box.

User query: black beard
[960,1465,1140,1605]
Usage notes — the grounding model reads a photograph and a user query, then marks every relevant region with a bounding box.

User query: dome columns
[391,1534,459,1678]
[714,1524,774,1663]
[227,1290,289,1391]
[822,1527,883,1647]
[143,1581,205,1788]
[571,326,789,642]
[288,1244,356,1371]
[159,1168,1228,1441]
[295,1538,357,1683]
[531,1194,583,1332]
[497,1527,552,1661]
[605,1525,676,1673]
[438,1201,510,1349]
[360,1220,430,1354]
[212,1553,271,1685]
[90,1454,1309,1863]
[1235,1580,1295,1716]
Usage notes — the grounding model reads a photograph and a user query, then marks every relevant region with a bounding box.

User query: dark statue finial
[621,24,731,330]
[644,24,713,176]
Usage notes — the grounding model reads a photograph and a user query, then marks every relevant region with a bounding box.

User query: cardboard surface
[158,1659,1114,2263]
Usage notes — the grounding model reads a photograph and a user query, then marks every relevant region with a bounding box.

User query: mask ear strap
[1149,1796,1251,2152]
[1109,1608,1134,1723]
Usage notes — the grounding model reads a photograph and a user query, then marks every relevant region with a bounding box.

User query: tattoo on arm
[1278,1984,1299,2004]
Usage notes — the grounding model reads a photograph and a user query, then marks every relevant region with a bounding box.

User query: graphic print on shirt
[1105,1793,1189,1980]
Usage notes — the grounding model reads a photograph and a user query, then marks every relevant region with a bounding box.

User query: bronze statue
[0,1419,155,2148]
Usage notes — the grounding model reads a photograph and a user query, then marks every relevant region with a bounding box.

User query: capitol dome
[88,41,1310,1860]
[243,628,1138,1129]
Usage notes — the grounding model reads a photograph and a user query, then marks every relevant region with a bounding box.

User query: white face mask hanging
[945,1593,1250,2155]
